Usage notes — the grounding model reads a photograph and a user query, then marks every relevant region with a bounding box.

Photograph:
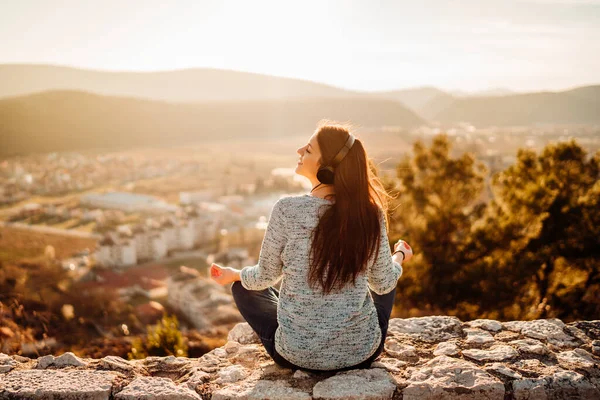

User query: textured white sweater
[240,194,403,370]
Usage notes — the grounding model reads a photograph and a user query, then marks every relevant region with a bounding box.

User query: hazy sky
[1,0,599,92]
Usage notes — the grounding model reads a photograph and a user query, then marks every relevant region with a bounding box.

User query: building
[132,224,168,262]
[94,232,137,267]
[80,192,177,213]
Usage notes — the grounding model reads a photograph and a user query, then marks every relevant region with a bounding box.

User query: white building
[94,233,137,267]
[132,225,168,262]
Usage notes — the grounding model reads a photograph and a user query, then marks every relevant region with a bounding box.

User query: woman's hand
[393,240,413,263]
[209,263,240,285]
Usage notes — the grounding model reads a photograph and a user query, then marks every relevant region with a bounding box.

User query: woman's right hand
[393,240,413,263]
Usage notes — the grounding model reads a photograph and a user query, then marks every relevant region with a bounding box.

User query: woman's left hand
[209,263,240,285]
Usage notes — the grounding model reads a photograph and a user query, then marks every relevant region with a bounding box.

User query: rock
[213,347,228,358]
[0,353,17,373]
[512,370,600,400]
[493,330,521,342]
[464,328,495,346]
[0,369,117,399]
[37,351,88,369]
[503,319,581,348]
[484,363,522,379]
[293,369,314,379]
[466,319,503,332]
[370,357,407,373]
[556,348,597,370]
[12,355,31,363]
[567,320,600,340]
[212,379,312,400]
[2,317,599,399]
[224,340,241,354]
[433,341,460,356]
[100,355,134,371]
[383,338,419,362]
[403,355,505,400]
[227,323,260,344]
[388,316,463,343]
[592,340,600,356]
[229,344,262,368]
[115,376,201,399]
[312,368,396,400]
[259,361,294,378]
[508,338,550,355]
[215,364,249,383]
[184,368,210,390]
[462,345,519,362]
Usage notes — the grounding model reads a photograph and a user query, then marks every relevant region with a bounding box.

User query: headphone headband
[327,133,355,169]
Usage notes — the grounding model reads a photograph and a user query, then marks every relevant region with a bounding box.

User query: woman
[209,121,413,373]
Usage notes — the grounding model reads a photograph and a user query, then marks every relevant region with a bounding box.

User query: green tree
[128,313,188,359]
[389,134,488,317]
[474,140,600,321]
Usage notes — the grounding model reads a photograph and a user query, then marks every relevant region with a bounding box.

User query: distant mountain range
[0,90,423,156]
[0,64,598,155]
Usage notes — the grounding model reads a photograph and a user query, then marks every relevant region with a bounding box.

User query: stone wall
[1,316,599,399]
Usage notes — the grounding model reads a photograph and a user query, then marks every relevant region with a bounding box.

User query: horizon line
[1,61,599,95]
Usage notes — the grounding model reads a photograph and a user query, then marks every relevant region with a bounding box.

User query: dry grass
[0,226,97,264]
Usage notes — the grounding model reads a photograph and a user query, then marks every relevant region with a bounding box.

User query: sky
[1,0,599,93]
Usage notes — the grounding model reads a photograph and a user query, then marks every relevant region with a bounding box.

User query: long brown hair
[308,121,392,295]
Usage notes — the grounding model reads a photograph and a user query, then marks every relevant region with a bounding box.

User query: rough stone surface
[463,344,519,362]
[466,319,503,332]
[388,316,463,343]
[216,364,249,383]
[503,318,582,348]
[1,317,599,399]
[115,376,201,399]
[403,356,505,400]
[512,370,600,400]
[484,363,523,379]
[312,368,396,400]
[508,338,550,355]
[383,338,418,362]
[464,328,495,345]
[0,353,17,373]
[227,323,260,344]
[556,348,596,370]
[0,369,117,399]
[212,379,312,400]
[100,355,134,371]
[433,341,460,356]
[37,351,88,369]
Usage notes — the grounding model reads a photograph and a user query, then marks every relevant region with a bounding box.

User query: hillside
[431,86,600,126]
[364,86,449,114]
[0,64,355,102]
[0,90,424,156]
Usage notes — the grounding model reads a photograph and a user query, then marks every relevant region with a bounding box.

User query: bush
[128,313,188,359]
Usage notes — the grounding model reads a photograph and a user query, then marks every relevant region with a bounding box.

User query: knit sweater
[240,194,403,370]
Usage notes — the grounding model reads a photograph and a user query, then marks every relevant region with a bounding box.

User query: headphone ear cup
[317,167,335,184]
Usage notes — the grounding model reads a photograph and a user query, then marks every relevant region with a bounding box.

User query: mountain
[365,87,449,114]
[450,88,516,97]
[0,64,356,102]
[432,86,600,126]
[0,90,424,156]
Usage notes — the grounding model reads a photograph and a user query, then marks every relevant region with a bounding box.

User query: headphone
[316,133,355,184]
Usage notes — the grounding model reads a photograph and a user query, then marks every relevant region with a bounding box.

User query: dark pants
[231,280,396,373]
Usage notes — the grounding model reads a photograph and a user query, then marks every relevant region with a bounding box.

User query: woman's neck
[310,182,335,199]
